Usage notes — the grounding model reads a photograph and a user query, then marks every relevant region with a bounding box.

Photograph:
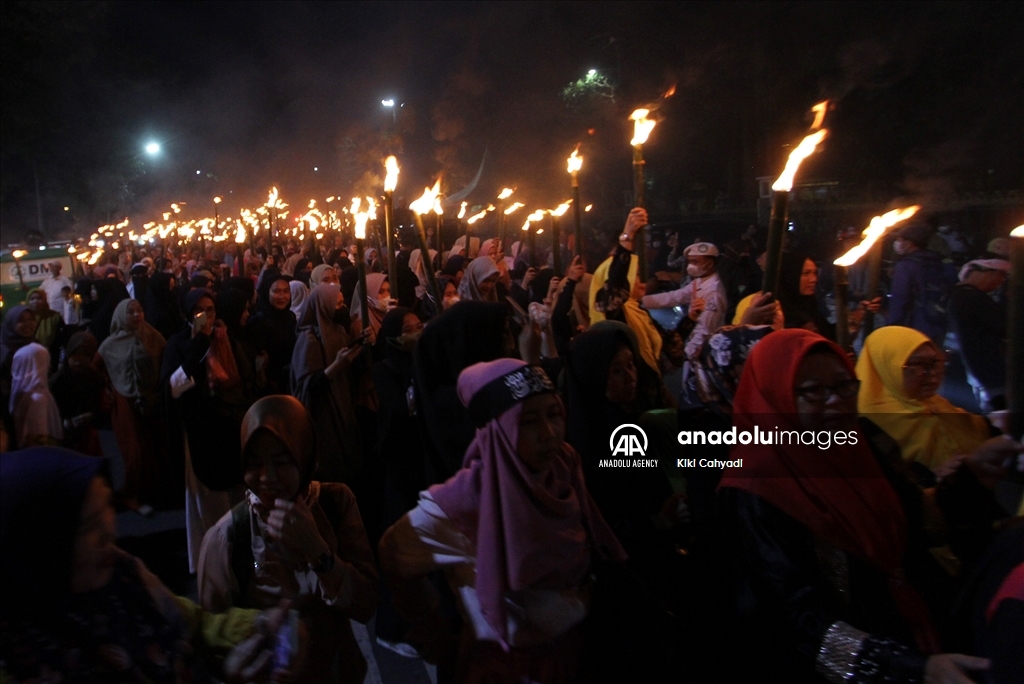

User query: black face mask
[333,306,351,327]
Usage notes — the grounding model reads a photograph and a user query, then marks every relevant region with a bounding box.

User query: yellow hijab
[588,254,662,373]
[856,326,990,469]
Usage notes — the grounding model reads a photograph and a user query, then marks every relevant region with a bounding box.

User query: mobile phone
[194,311,208,329]
[273,609,299,672]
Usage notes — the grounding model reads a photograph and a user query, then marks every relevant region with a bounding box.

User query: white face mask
[443,295,461,309]
[687,264,706,278]
[374,296,391,312]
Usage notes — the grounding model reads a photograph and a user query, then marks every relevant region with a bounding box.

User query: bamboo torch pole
[1008,225,1024,439]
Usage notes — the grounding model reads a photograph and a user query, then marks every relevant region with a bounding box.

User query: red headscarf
[719,328,939,652]
[429,358,626,647]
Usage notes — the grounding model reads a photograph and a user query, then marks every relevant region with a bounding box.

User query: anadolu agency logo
[598,424,659,468]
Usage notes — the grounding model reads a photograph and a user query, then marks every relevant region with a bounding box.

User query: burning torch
[762,103,830,298]
[567,145,583,258]
[833,206,920,350]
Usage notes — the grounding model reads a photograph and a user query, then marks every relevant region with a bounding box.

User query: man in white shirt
[39,260,71,313]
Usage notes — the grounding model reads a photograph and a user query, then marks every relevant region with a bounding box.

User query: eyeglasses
[902,358,948,376]
[794,379,861,403]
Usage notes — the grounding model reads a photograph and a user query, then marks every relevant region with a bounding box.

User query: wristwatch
[310,550,335,573]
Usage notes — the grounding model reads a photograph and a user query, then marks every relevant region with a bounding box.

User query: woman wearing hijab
[50,331,108,457]
[408,248,438,301]
[0,448,306,682]
[198,396,378,684]
[717,328,1012,683]
[144,271,187,340]
[413,301,512,483]
[160,289,244,572]
[856,326,994,474]
[289,279,309,318]
[457,257,500,303]
[291,284,364,483]
[310,263,339,288]
[380,359,626,682]
[217,286,265,402]
[88,278,130,344]
[1,304,38,399]
[248,274,297,396]
[564,323,680,578]
[26,288,63,363]
[98,299,167,510]
[441,254,467,284]
[9,343,62,448]
[350,273,390,336]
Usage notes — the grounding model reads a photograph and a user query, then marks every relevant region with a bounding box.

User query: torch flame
[268,187,279,206]
[771,129,829,192]
[834,205,921,267]
[503,202,524,216]
[433,198,444,215]
[235,225,247,244]
[466,210,488,225]
[410,179,443,215]
[1011,225,1024,237]
[12,250,27,259]
[458,201,467,219]
[214,196,222,204]
[550,201,572,217]
[811,100,829,130]
[384,156,400,193]
[585,204,593,212]
[630,108,656,146]
[567,144,583,174]
[498,188,514,200]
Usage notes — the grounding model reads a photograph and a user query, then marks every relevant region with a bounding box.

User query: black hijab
[144,271,186,339]
[88,279,130,343]
[778,251,833,339]
[412,301,509,482]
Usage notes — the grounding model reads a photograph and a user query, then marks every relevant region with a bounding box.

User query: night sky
[2,1,1022,242]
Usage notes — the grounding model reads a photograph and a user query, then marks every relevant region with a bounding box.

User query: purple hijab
[428,358,626,645]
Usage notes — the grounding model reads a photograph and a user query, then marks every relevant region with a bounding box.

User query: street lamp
[144,142,161,155]
[382,99,396,123]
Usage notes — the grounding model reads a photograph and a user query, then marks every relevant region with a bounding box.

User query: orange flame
[497,188,514,200]
[458,201,467,219]
[213,196,222,204]
[466,209,488,225]
[234,225,246,244]
[550,201,572,217]
[585,204,593,212]
[567,144,583,174]
[410,179,443,215]
[1011,225,1024,238]
[384,156,400,193]
[352,196,371,240]
[503,202,524,216]
[811,100,829,130]
[630,109,656,146]
[772,129,829,192]
[834,206,921,267]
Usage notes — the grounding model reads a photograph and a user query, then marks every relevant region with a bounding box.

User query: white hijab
[9,343,62,445]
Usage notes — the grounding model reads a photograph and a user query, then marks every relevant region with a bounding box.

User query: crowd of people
[0,209,1021,683]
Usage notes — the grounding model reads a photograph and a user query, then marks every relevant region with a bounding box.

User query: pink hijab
[428,358,625,645]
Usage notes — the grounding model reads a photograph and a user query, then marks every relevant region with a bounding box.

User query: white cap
[683,242,719,258]
[958,258,1009,282]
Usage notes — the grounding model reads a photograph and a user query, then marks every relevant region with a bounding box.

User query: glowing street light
[381,98,396,122]
[144,142,160,155]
